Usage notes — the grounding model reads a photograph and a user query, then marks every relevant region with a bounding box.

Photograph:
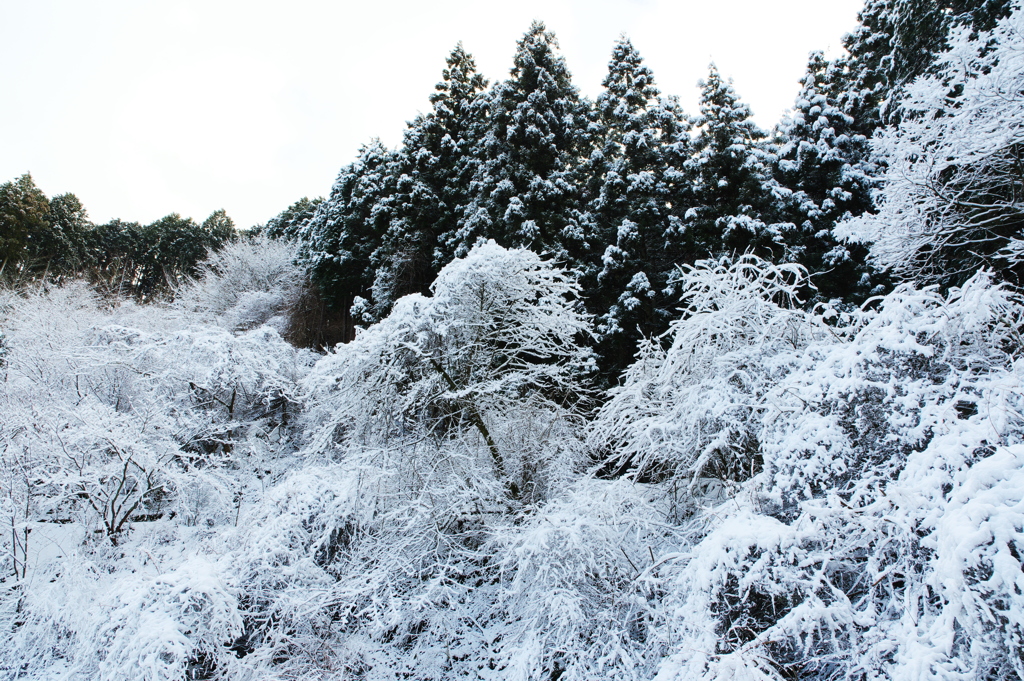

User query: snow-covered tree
[587,37,693,377]
[259,196,323,241]
[457,23,592,262]
[175,234,306,332]
[839,4,1024,287]
[656,271,1024,680]
[774,52,880,303]
[590,255,824,487]
[682,65,785,260]
[305,240,593,502]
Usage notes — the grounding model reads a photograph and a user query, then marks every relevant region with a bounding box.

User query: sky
[0,0,864,230]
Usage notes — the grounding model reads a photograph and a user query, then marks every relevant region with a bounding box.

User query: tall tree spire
[458,22,592,260]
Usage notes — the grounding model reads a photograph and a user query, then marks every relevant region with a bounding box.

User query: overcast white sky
[1,0,864,230]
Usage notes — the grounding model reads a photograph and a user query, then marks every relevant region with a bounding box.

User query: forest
[2,0,1024,679]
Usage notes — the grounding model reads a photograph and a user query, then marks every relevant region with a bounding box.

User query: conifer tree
[458,22,592,263]
[587,38,692,376]
[836,0,1015,133]
[0,173,50,273]
[775,52,879,302]
[682,65,783,260]
[370,44,488,314]
[38,193,92,274]
[300,140,399,321]
[262,197,324,241]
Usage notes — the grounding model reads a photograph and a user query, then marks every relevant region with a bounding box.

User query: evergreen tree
[370,44,489,315]
[587,38,692,377]
[0,174,95,278]
[261,197,324,241]
[300,140,399,323]
[458,22,592,262]
[88,218,148,296]
[774,52,880,303]
[37,192,92,274]
[682,65,783,260]
[836,0,1015,133]
[0,173,50,273]
[201,209,236,244]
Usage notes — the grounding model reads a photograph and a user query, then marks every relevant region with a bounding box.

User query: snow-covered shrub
[227,460,673,680]
[175,234,306,332]
[838,4,1024,286]
[656,271,1024,680]
[304,240,594,501]
[591,255,826,490]
[94,557,242,681]
[0,279,311,679]
[489,478,676,681]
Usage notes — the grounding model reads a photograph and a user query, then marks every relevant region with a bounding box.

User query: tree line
[272,0,1013,380]
[0,173,236,300]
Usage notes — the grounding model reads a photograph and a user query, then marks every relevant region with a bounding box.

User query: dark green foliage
[0,173,51,273]
[89,211,236,300]
[836,0,1015,132]
[0,173,236,297]
[0,175,94,278]
[459,22,593,260]
[586,38,693,377]
[681,65,783,260]
[42,193,92,273]
[774,53,881,303]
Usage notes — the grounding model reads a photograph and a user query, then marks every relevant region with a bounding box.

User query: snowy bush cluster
[4,4,1024,681]
[4,238,1023,680]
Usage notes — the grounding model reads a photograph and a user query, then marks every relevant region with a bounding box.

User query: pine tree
[774,52,880,303]
[587,38,692,377]
[682,65,783,260]
[370,44,488,314]
[458,22,592,263]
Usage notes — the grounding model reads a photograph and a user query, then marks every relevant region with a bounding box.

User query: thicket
[3,1,1024,680]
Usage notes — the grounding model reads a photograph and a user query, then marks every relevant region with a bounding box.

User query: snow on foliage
[303,240,594,502]
[7,9,1024,669]
[175,234,306,332]
[838,4,1024,286]
[655,269,1024,680]
[0,258,311,678]
[590,255,826,489]
[3,243,1024,678]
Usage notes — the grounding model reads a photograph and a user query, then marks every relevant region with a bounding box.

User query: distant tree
[85,211,234,300]
[201,209,236,243]
[0,173,50,273]
[260,196,323,241]
[38,193,92,274]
